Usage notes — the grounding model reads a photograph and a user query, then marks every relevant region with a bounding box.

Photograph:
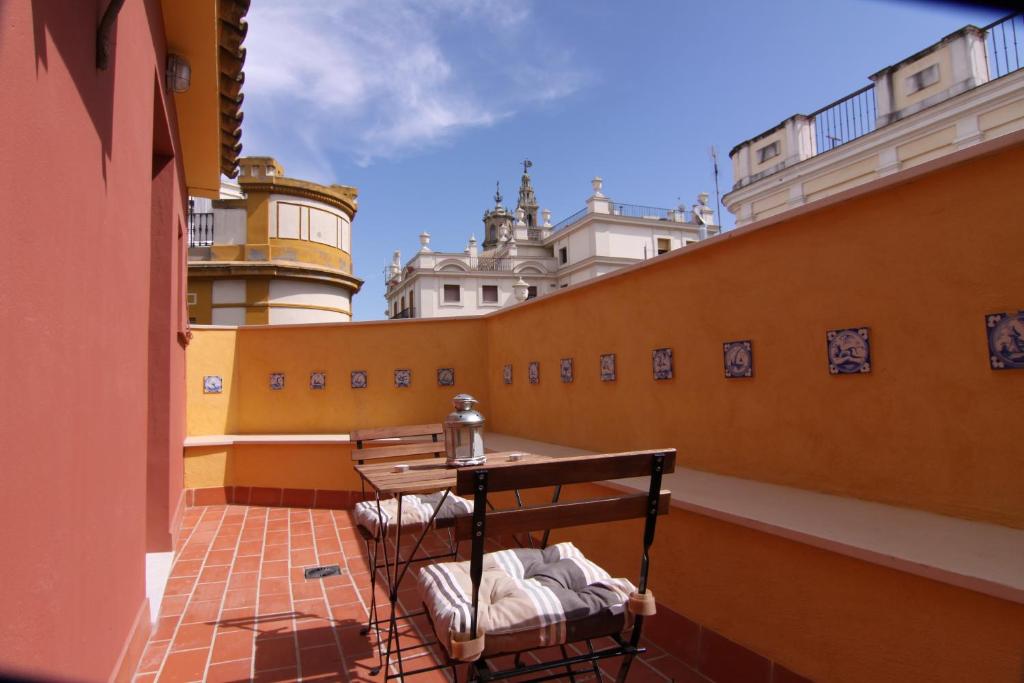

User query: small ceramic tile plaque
[395,369,411,388]
[560,358,573,383]
[987,311,1024,370]
[203,375,223,394]
[723,341,753,378]
[528,361,540,384]
[600,353,616,382]
[351,370,367,389]
[310,371,326,389]
[503,364,512,385]
[652,348,673,380]
[827,328,871,374]
[269,372,285,390]
[437,367,455,386]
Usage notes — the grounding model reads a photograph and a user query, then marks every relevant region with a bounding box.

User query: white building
[724,17,1024,226]
[385,164,719,318]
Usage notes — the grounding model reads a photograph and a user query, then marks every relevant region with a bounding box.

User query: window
[559,247,568,264]
[400,296,406,311]
[527,285,538,299]
[443,284,461,303]
[905,63,940,95]
[482,285,498,303]
[757,141,780,164]
[656,238,671,255]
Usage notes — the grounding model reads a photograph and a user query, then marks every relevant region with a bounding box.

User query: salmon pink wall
[0,1,186,680]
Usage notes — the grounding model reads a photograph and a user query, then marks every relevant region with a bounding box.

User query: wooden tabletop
[355,451,554,495]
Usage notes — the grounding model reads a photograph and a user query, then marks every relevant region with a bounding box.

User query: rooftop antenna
[710,145,723,231]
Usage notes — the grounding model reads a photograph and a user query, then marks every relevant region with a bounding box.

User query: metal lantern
[444,394,486,467]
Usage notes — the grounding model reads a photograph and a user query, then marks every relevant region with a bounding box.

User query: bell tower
[516,159,539,228]
[482,181,512,250]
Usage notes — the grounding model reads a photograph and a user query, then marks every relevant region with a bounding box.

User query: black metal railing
[810,84,877,156]
[390,307,414,320]
[610,203,676,220]
[472,257,513,271]
[188,212,214,247]
[551,207,588,232]
[984,12,1023,80]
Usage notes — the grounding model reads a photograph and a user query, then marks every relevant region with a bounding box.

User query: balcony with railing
[188,212,214,247]
[551,202,691,235]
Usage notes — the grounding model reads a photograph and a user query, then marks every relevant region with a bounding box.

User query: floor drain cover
[304,564,345,580]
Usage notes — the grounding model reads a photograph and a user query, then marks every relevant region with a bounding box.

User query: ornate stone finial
[469,234,477,245]
[692,193,714,228]
[515,207,526,227]
[591,176,604,197]
[419,232,431,252]
[494,181,503,205]
[542,208,552,227]
[522,159,533,175]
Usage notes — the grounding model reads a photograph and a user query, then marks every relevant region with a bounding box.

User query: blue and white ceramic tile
[310,371,326,389]
[723,341,754,378]
[652,348,673,380]
[560,358,573,383]
[351,370,368,389]
[203,375,223,394]
[987,311,1024,370]
[600,353,616,382]
[528,361,540,385]
[269,372,285,390]
[503,364,513,385]
[827,328,871,374]
[395,369,411,388]
[437,367,455,386]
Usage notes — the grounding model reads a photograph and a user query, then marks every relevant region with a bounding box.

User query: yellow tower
[187,156,362,324]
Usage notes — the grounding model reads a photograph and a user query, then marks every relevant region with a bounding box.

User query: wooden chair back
[350,422,445,464]
[451,449,675,542]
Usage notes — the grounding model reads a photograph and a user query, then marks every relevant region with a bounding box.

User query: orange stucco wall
[0,1,189,680]
[484,141,1024,530]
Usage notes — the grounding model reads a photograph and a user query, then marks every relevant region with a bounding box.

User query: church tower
[516,159,540,228]
[482,181,512,250]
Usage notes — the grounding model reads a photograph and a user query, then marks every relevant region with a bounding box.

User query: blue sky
[241,1,1005,320]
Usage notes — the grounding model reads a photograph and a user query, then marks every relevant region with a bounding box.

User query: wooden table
[354,451,556,680]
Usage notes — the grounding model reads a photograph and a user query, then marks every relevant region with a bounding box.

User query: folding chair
[350,423,473,674]
[418,448,674,682]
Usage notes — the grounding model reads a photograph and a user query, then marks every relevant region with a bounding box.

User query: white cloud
[241,0,586,172]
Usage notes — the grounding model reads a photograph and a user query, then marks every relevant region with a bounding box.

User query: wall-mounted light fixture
[166,54,192,93]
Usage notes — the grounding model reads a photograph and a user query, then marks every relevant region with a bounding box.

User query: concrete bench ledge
[486,432,1024,605]
[184,433,351,447]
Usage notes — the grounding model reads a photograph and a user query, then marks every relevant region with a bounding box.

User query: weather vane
[522,159,532,174]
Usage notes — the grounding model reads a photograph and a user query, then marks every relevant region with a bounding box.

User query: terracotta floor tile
[171,621,216,652]
[192,581,227,602]
[137,639,170,674]
[290,533,314,549]
[180,599,222,625]
[263,545,289,562]
[205,658,253,683]
[152,615,180,642]
[295,620,337,649]
[171,560,203,578]
[646,656,712,683]
[233,555,261,573]
[252,666,298,683]
[237,541,263,556]
[228,572,259,590]
[258,594,293,616]
[163,576,197,597]
[133,673,157,683]
[261,560,289,578]
[211,630,255,663]
[206,549,236,566]
[218,606,257,624]
[223,588,258,609]
[290,548,317,566]
[259,577,291,596]
[330,601,367,624]
[159,647,210,681]
[254,636,298,671]
[292,598,330,620]
[158,594,189,618]
[290,580,324,601]
[265,531,289,546]
[198,565,231,584]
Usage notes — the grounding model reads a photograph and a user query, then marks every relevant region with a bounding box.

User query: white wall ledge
[185,434,351,447]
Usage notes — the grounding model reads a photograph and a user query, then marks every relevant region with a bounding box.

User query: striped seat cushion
[353,492,473,537]
[419,542,635,659]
